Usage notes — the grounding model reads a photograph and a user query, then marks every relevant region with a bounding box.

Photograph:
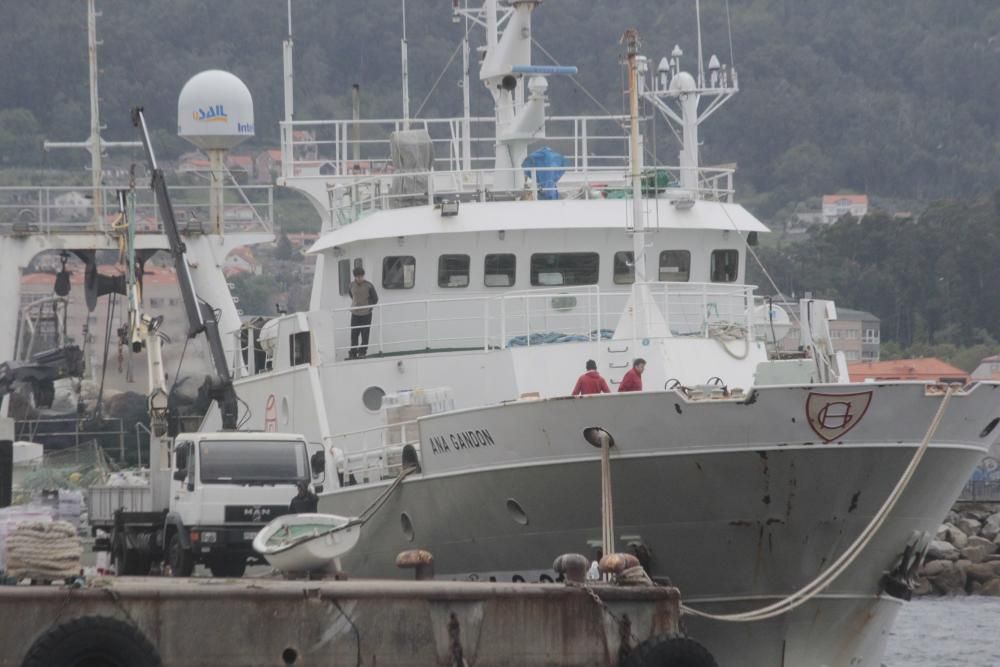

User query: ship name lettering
[429,429,495,454]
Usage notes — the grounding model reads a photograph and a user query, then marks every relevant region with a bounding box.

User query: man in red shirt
[572,360,611,396]
[618,358,646,392]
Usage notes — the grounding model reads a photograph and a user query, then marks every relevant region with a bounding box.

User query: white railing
[327,282,755,359]
[325,420,421,485]
[0,185,274,235]
[280,115,736,222]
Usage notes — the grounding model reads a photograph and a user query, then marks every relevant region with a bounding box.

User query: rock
[963,561,1000,584]
[927,540,960,561]
[967,536,998,554]
[961,546,988,564]
[980,579,1000,596]
[982,515,1000,541]
[946,511,961,526]
[912,576,932,596]
[925,561,966,595]
[957,517,982,536]
[935,524,949,540]
[944,525,969,549]
[922,559,954,576]
[966,509,991,522]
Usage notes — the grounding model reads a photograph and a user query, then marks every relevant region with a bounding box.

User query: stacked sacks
[916,505,1000,596]
[5,521,82,582]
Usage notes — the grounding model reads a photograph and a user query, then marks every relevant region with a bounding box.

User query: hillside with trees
[1,0,999,354]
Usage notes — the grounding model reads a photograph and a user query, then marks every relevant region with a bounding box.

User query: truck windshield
[199,439,308,485]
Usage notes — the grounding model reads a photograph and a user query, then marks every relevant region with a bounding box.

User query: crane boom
[131,107,239,431]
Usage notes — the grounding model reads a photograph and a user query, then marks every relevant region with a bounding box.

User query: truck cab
[162,432,320,577]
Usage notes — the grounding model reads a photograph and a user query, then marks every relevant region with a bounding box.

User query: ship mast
[452,0,576,191]
[42,0,140,229]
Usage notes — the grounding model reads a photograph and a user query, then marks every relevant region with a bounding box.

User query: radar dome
[178,70,254,150]
[669,71,697,93]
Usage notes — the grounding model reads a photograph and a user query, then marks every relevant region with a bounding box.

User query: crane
[131,107,239,431]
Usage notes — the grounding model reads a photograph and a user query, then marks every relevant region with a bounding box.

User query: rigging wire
[725,0,736,70]
[413,40,464,119]
[718,204,803,329]
[95,292,117,418]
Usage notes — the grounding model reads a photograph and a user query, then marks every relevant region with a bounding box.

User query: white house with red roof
[822,194,869,223]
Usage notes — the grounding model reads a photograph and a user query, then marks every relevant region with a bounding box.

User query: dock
[0,576,684,666]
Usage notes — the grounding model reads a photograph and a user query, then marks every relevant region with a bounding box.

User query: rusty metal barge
[0,574,707,667]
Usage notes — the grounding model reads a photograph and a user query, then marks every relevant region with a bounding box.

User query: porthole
[362,386,386,412]
[506,498,529,526]
[400,512,415,542]
[282,647,298,665]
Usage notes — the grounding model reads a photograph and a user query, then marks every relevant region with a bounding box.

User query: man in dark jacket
[572,359,611,396]
[348,267,378,359]
[289,482,319,514]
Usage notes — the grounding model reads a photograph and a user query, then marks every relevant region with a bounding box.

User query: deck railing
[326,282,755,359]
[0,185,274,236]
[325,420,421,485]
[280,115,736,222]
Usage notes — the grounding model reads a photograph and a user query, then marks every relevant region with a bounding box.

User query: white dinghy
[252,513,361,574]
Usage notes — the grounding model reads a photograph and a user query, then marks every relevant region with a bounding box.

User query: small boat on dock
[252,513,361,574]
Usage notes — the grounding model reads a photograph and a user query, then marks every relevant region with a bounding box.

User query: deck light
[440,199,460,217]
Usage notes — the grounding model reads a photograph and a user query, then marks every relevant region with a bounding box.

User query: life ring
[620,636,717,667]
[22,615,162,667]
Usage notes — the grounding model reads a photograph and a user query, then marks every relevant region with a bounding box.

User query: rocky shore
[915,503,1000,596]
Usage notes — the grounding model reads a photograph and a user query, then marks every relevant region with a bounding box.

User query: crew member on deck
[572,359,611,396]
[618,358,645,392]
[347,266,378,359]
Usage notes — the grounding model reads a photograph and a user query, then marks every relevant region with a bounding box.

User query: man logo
[805,391,873,442]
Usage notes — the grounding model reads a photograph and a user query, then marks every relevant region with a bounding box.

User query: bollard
[396,549,434,580]
[552,553,589,583]
[598,553,640,577]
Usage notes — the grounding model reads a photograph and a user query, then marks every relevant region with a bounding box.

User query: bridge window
[659,250,691,282]
[383,256,416,289]
[484,253,516,287]
[710,250,739,283]
[530,253,599,286]
[338,259,351,296]
[613,251,634,284]
[438,254,470,288]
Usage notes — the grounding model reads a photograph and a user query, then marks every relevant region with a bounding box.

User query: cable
[725,0,736,70]
[718,203,803,330]
[168,336,191,398]
[413,40,464,119]
[95,292,117,418]
[681,387,954,622]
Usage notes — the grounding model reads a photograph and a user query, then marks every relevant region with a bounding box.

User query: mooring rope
[681,387,954,622]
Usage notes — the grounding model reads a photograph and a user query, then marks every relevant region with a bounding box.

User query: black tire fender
[22,615,162,667]
[620,636,718,667]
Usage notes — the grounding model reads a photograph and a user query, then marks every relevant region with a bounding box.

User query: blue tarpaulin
[522,147,567,200]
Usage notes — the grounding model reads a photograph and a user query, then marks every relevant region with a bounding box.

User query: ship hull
[318,385,997,666]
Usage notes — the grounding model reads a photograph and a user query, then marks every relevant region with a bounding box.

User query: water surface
[884,597,1000,666]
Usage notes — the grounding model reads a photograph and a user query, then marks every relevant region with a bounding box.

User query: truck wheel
[209,557,247,578]
[166,532,194,577]
[22,615,162,667]
[620,636,717,667]
[113,535,149,576]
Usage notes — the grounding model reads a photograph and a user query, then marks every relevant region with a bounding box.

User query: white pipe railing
[327,282,754,359]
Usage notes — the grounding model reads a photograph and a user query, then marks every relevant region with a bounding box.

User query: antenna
[42,0,140,228]
[283,0,294,122]
[695,0,704,88]
[401,0,411,130]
